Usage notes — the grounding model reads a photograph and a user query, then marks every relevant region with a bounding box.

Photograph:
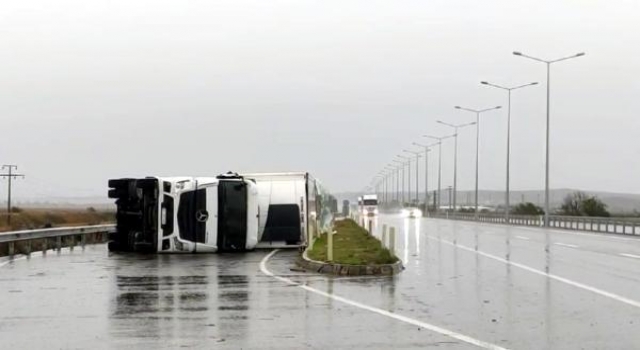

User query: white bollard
[389,227,396,254]
[327,230,335,261]
[382,224,387,247]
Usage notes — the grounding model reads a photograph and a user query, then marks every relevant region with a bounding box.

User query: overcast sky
[1,0,639,200]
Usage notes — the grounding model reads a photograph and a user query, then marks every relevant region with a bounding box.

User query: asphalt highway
[2,215,640,349]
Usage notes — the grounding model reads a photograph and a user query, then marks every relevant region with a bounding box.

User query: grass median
[308,219,398,265]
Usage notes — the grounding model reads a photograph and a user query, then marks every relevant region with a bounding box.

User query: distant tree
[560,192,587,216]
[86,207,97,213]
[581,197,610,217]
[560,191,610,217]
[511,202,544,215]
[11,206,23,213]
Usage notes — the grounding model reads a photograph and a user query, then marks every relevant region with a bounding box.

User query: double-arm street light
[403,149,422,205]
[454,105,502,218]
[436,120,476,213]
[397,155,412,205]
[385,164,399,203]
[513,50,585,227]
[413,142,436,213]
[393,158,407,205]
[480,80,538,222]
[423,134,455,212]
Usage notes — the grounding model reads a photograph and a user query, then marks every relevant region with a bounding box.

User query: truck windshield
[217,180,248,250]
[363,200,378,205]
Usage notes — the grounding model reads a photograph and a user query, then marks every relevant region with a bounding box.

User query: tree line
[512,191,610,217]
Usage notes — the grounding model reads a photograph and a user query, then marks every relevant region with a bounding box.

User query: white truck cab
[362,194,379,216]
[108,172,259,253]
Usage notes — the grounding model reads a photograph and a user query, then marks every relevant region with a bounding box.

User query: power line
[0,165,25,226]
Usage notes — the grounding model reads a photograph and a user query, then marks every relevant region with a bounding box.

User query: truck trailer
[241,172,334,248]
[108,172,259,253]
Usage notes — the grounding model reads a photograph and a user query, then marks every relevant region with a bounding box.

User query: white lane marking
[426,235,640,309]
[260,250,509,350]
[554,242,579,248]
[0,256,28,268]
[515,236,530,240]
[619,253,640,259]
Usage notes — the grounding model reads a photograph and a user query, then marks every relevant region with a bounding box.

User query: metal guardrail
[430,212,640,236]
[0,224,116,258]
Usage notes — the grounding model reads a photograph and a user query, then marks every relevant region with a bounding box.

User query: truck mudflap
[108,178,159,253]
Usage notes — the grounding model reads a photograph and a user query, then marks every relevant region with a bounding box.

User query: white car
[401,207,422,218]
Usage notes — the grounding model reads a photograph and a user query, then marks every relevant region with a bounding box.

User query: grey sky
[1,0,639,200]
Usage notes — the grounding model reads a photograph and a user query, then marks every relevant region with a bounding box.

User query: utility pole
[1,165,25,226]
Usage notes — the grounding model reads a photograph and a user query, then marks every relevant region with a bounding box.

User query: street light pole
[481,81,538,223]
[437,120,476,213]
[424,134,454,212]
[393,158,406,205]
[513,51,585,227]
[397,155,412,205]
[413,142,436,215]
[454,105,502,219]
[403,149,422,206]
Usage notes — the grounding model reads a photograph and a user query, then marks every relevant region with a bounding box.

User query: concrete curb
[296,247,404,276]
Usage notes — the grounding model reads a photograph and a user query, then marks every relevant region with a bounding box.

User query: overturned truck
[108,172,334,253]
[108,173,259,253]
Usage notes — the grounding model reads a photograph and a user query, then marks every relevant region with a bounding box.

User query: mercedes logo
[195,210,209,222]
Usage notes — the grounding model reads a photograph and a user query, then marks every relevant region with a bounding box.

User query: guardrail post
[42,237,48,255]
[81,234,87,249]
[389,227,396,254]
[56,236,62,253]
[25,239,31,257]
[8,242,14,258]
[368,219,373,235]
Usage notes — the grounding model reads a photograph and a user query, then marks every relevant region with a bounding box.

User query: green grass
[308,219,398,265]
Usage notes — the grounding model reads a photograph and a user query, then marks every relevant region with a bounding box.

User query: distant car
[401,207,422,218]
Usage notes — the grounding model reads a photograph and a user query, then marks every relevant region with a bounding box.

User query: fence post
[389,227,396,254]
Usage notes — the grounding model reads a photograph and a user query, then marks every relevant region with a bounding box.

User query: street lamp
[397,155,412,205]
[481,80,538,222]
[413,141,437,215]
[437,120,476,213]
[454,105,502,218]
[513,50,585,227]
[423,134,455,212]
[393,158,407,205]
[385,164,399,203]
[403,149,422,206]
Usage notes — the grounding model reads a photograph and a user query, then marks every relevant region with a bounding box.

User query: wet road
[2,216,640,349]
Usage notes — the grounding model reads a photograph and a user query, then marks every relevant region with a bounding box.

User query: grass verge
[308,219,398,265]
[0,208,114,232]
